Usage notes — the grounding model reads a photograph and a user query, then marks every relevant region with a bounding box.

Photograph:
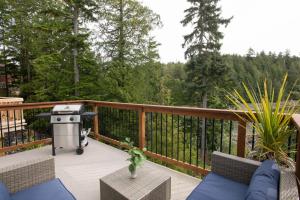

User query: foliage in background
[1,0,300,109]
[227,75,299,167]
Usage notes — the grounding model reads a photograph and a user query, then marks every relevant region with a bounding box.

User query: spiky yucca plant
[227,75,298,168]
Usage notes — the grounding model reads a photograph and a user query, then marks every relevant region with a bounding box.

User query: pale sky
[141,0,300,63]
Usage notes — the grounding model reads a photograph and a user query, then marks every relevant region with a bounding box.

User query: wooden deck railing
[0,100,299,180]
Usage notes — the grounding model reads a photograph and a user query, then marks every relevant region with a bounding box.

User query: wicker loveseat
[0,157,76,200]
[187,151,299,200]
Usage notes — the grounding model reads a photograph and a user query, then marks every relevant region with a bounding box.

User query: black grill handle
[81,112,96,119]
[36,112,51,118]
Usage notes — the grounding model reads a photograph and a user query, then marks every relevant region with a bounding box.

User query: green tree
[182,0,232,160]
[94,0,162,102]
[95,0,161,66]
[62,0,98,96]
[181,0,232,108]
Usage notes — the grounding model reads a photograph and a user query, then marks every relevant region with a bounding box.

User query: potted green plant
[227,75,299,167]
[122,137,146,178]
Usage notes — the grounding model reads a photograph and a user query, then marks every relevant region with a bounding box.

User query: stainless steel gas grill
[37,104,96,155]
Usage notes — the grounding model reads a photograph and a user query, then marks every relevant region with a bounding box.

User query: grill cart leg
[51,124,56,156]
[76,122,83,155]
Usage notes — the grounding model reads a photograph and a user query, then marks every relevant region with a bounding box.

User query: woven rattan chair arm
[279,169,299,200]
[0,156,55,193]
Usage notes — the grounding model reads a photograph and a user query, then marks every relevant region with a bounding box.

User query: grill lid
[52,104,83,115]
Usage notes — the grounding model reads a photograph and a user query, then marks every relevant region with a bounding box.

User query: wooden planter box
[0,97,25,133]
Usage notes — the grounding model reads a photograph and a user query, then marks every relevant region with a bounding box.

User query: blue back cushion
[245,160,280,200]
[0,181,11,200]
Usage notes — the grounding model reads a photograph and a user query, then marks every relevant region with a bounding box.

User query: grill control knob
[57,117,61,122]
[70,117,74,121]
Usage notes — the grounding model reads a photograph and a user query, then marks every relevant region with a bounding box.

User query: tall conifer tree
[182,0,232,159]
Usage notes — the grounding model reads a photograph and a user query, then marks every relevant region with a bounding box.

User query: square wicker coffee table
[100,165,171,200]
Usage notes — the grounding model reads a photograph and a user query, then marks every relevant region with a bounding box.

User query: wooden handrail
[89,100,248,120]
[0,100,246,121]
[0,100,85,111]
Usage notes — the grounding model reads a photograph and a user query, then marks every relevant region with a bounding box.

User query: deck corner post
[296,130,300,181]
[237,120,246,157]
[139,109,146,150]
[92,104,99,138]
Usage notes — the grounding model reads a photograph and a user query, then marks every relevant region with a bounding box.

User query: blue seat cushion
[186,172,248,200]
[245,159,280,200]
[11,178,76,200]
[0,181,11,200]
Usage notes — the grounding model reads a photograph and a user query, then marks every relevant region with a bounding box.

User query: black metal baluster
[98,107,102,134]
[112,109,115,138]
[106,107,109,136]
[103,107,106,135]
[155,113,158,154]
[165,114,168,157]
[38,109,42,139]
[27,110,30,142]
[287,135,292,157]
[189,116,193,164]
[109,108,112,137]
[6,111,10,146]
[114,109,117,137]
[252,123,255,151]
[136,111,139,146]
[134,111,137,145]
[13,110,17,145]
[220,120,224,152]
[103,108,106,135]
[100,108,103,135]
[99,107,102,134]
[32,110,36,141]
[104,107,107,135]
[146,113,149,149]
[203,118,207,169]
[171,114,174,159]
[229,121,233,154]
[160,113,163,155]
[177,115,180,161]
[150,112,153,151]
[211,119,215,151]
[113,108,116,137]
[121,110,123,139]
[118,110,121,138]
[183,115,186,162]
[0,112,3,147]
[196,117,200,166]
[295,130,299,161]
[128,110,131,140]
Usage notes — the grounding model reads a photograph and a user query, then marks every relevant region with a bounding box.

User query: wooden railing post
[237,120,246,157]
[296,130,300,180]
[292,114,300,181]
[139,109,146,150]
[93,104,99,138]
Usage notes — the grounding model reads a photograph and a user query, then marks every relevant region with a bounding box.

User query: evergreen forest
[0,0,299,108]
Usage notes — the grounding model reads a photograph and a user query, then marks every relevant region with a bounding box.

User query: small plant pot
[130,169,137,179]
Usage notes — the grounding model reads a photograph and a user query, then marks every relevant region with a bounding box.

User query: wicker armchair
[211,151,299,200]
[0,157,55,193]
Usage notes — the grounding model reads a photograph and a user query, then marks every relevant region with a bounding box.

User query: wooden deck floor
[0,138,200,200]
